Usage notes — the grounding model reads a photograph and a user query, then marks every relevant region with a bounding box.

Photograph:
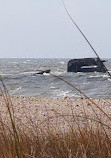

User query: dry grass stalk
[0,75,111,157]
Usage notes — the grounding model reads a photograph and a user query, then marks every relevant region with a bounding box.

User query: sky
[0,0,111,58]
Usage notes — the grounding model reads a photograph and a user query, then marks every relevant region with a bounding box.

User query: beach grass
[0,76,111,157]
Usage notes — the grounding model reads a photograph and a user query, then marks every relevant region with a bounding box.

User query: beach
[1,96,111,157]
[0,96,111,132]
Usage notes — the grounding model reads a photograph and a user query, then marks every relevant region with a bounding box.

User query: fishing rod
[62,0,111,78]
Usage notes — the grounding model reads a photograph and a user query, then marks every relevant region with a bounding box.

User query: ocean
[0,58,111,98]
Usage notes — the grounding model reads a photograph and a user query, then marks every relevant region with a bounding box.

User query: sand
[0,96,111,132]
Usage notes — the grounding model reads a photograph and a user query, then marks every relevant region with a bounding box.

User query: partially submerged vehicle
[67,58,107,73]
[62,2,111,76]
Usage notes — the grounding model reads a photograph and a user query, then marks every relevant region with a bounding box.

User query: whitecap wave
[43,73,50,76]
[10,87,22,94]
[19,71,37,75]
[50,86,56,89]
[53,89,69,97]
[102,74,109,78]
[89,75,101,78]
[60,61,65,64]
[108,78,111,82]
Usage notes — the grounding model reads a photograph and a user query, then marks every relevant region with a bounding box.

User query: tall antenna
[62,0,111,78]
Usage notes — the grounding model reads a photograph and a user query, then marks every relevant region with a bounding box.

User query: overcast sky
[0,0,111,58]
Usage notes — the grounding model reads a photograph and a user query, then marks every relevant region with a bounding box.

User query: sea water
[0,58,111,98]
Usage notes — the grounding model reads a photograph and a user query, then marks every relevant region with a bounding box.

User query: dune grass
[0,75,111,157]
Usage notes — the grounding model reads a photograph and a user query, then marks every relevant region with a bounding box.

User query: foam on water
[89,75,102,78]
[43,73,50,76]
[50,86,56,89]
[102,74,109,78]
[60,61,65,64]
[108,78,111,82]
[13,87,22,93]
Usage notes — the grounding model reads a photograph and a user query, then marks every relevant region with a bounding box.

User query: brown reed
[0,75,111,157]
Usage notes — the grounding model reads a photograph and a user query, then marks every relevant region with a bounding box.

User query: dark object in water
[67,58,107,73]
[36,69,51,75]
[62,1,111,77]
